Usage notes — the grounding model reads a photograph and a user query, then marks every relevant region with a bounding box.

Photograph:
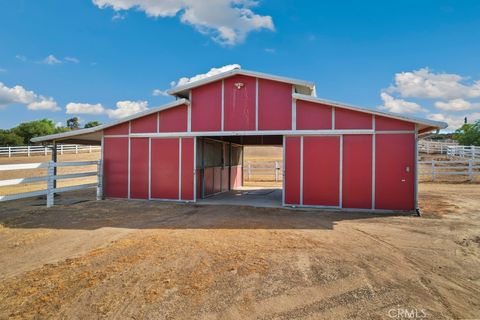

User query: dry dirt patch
[0,183,479,319]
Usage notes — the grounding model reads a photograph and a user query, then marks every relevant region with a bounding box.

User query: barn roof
[31,69,448,144]
[31,99,189,145]
[293,94,448,133]
[167,68,316,98]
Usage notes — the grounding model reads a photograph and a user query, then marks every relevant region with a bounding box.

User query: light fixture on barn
[234,82,244,89]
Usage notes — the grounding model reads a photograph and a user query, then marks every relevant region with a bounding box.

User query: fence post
[96,160,103,200]
[431,160,436,182]
[27,146,30,157]
[89,145,92,153]
[468,159,473,181]
[61,145,64,155]
[8,146,11,158]
[275,161,279,182]
[44,146,48,156]
[46,161,55,208]
[75,145,78,154]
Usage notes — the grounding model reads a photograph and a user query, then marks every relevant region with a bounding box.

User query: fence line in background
[0,145,101,158]
[419,159,480,181]
[244,161,282,181]
[446,145,480,159]
[0,160,102,207]
[418,140,458,155]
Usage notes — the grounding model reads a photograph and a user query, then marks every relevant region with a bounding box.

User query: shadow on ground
[0,190,414,231]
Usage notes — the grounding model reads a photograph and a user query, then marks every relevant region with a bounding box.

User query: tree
[84,121,102,128]
[12,119,57,144]
[0,130,24,146]
[66,117,80,130]
[454,120,480,146]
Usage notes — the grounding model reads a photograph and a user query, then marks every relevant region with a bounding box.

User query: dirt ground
[0,183,479,319]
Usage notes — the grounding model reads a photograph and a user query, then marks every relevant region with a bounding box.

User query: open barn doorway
[196,135,283,208]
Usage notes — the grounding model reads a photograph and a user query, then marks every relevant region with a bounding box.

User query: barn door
[375,134,415,210]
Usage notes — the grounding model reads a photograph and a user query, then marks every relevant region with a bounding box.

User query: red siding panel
[375,116,415,131]
[191,81,222,132]
[230,165,242,189]
[130,138,149,199]
[258,79,292,130]
[375,134,415,210]
[159,105,188,132]
[131,113,157,133]
[104,137,128,198]
[303,136,340,206]
[104,122,129,135]
[335,108,372,130]
[296,100,332,130]
[213,167,222,193]
[151,138,179,199]
[222,168,229,191]
[284,137,301,205]
[342,135,372,208]
[224,75,256,131]
[204,167,214,196]
[181,138,194,201]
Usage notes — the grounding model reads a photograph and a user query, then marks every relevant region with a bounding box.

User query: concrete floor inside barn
[198,187,283,208]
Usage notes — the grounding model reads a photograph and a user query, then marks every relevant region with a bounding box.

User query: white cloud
[434,98,480,111]
[15,54,27,62]
[152,89,169,97]
[92,0,274,45]
[66,102,106,115]
[65,56,80,63]
[388,68,480,100]
[264,48,275,53]
[171,64,240,87]
[0,82,60,111]
[0,68,6,73]
[106,100,148,119]
[43,54,62,65]
[378,92,425,114]
[112,11,126,20]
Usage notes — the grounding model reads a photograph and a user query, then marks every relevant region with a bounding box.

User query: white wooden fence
[244,161,283,181]
[0,160,103,207]
[0,145,101,157]
[418,140,458,154]
[419,159,480,181]
[446,145,480,159]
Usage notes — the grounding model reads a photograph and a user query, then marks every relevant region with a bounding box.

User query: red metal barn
[33,69,447,213]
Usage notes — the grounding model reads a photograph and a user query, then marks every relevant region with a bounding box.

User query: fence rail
[419,159,480,181]
[244,161,283,181]
[0,160,102,207]
[0,145,101,157]
[446,145,480,159]
[418,140,458,154]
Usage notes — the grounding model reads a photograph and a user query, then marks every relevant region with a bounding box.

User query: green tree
[454,120,480,146]
[84,121,102,128]
[12,119,57,144]
[66,117,80,130]
[0,130,24,146]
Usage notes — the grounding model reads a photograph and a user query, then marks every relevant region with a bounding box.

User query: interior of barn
[196,136,283,207]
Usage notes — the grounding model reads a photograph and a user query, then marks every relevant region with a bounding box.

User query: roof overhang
[167,68,316,98]
[293,93,448,133]
[31,99,189,144]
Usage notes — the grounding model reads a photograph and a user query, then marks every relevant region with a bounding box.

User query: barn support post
[96,159,103,201]
[51,140,58,192]
[46,160,55,208]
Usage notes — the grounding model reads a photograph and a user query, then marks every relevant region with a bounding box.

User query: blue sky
[1,0,480,131]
